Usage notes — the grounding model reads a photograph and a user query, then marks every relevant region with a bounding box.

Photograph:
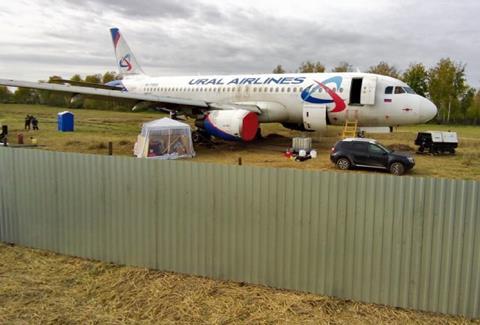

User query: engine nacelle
[69,94,84,108]
[200,110,259,141]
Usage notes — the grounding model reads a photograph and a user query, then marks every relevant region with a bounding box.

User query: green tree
[428,58,467,123]
[70,74,83,82]
[0,86,11,103]
[84,74,102,84]
[272,65,285,74]
[42,76,68,107]
[367,61,400,78]
[102,71,118,83]
[460,87,476,122]
[402,63,428,97]
[298,61,325,73]
[467,90,480,124]
[13,87,40,104]
[331,61,353,72]
[83,74,104,109]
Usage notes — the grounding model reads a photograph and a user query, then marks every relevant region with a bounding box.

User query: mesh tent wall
[134,118,195,159]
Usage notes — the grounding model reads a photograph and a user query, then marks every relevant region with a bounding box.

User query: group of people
[24,115,39,131]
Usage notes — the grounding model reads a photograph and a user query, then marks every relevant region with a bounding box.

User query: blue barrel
[58,111,74,132]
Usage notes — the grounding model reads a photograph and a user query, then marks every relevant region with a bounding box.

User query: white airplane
[0,28,437,142]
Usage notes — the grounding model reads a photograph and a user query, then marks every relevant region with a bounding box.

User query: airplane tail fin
[110,28,145,76]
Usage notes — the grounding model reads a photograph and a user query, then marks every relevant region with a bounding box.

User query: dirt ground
[1,104,479,180]
[0,243,477,324]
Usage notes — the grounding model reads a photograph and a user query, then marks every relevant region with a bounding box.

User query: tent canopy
[134,118,195,159]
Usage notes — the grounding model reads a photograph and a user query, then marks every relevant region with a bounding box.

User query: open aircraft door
[360,76,377,105]
[303,104,327,131]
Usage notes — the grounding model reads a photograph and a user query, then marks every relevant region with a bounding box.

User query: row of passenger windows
[385,86,416,95]
[145,86,305,93]
[144,86,346,94]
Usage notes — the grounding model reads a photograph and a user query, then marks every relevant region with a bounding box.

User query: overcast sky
[0,0,479,87]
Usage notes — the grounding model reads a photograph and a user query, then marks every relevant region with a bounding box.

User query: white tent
[134,118,195,159]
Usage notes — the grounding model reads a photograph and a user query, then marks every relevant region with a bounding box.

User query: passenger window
[394,86,405,94]
[385,86,393,94]
[351,142,367,151]
[368,144,386,155]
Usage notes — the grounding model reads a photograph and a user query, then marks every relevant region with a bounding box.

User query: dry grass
[0,104,479,180]
[0,243,477,324]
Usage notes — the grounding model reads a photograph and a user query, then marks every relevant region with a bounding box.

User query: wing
[0,78,262,114]
[0,78,208,110]
[49,78,124,91]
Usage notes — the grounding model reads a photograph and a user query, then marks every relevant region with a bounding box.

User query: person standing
[31,116,39,130]
[24,115,32,130]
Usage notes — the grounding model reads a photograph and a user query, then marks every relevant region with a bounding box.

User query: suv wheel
[336,157,351,170]
[389,162,405,176]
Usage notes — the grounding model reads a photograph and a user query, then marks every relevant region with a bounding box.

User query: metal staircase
[342,120,358,138]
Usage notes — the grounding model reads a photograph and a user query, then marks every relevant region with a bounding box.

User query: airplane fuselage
[122,72,437,128]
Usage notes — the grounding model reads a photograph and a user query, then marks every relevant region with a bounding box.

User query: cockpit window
[403,87,416,94]
[385,86,393,94]
[394,86,405,94]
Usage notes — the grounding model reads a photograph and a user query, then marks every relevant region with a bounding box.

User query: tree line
[273,58,480,124]
[0,72,131,112]
[0,59,479,124]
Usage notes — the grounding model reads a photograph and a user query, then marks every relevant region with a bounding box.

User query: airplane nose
[419,98,438,123]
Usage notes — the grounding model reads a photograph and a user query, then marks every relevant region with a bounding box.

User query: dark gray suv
[330,138,415,175]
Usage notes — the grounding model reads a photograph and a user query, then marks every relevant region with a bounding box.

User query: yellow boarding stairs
[342,120,358,138]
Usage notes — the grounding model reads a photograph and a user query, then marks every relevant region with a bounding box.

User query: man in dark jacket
[31,116,39,130]
[24,115,32,130]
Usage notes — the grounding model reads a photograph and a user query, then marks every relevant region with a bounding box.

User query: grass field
[0,243,477,324]
[1,103,479,180]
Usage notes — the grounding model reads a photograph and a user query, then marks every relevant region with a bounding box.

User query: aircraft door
[360,76,377,105]
[303,104,327,131]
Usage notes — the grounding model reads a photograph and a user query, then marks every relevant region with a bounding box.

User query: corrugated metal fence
[0,148,479,318]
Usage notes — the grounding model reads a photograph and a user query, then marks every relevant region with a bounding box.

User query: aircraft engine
[197,110,259,141]
[69,94,84,108]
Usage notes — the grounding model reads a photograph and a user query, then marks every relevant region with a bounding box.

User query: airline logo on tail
[301,76,346,112]
[119,54,133,71]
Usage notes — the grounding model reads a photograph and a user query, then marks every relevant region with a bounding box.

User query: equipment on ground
[415,131,458,154]
[342,120,358,138]
[292,137,312,152]
[134,118,195,159]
